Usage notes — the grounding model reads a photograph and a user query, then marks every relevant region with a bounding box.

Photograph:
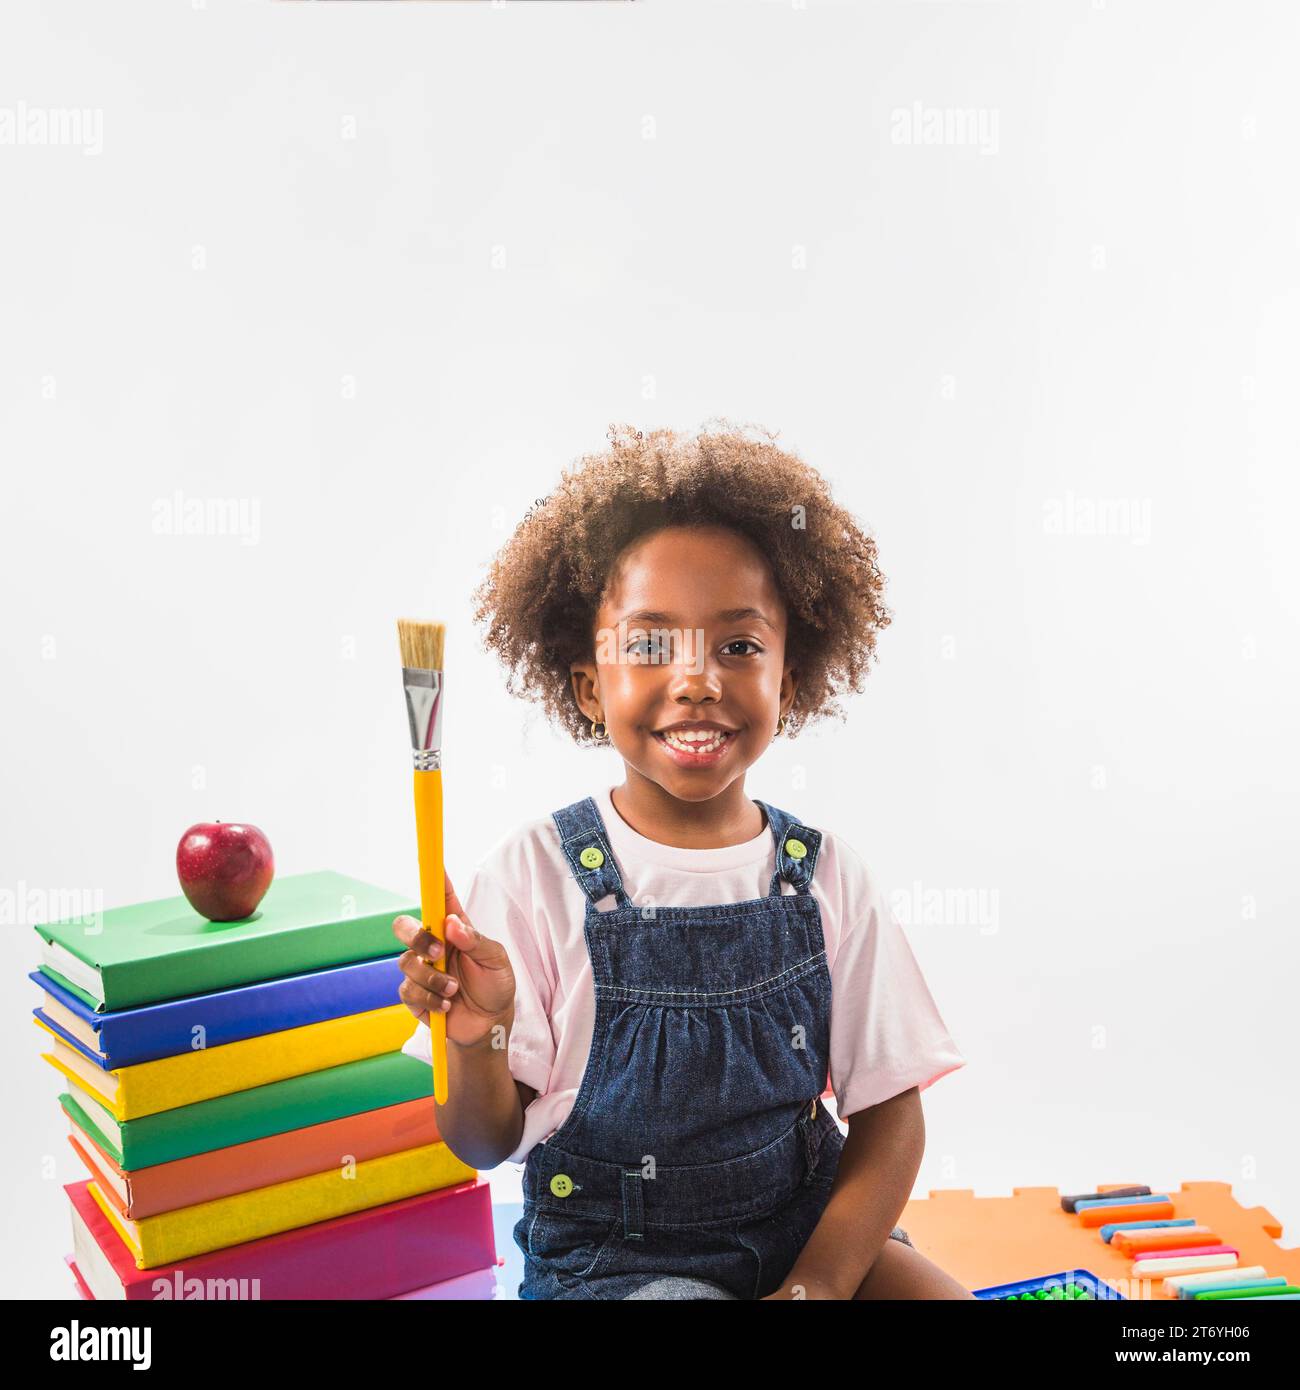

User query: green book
[58,1050,435,1169]
[33,870,419,1012]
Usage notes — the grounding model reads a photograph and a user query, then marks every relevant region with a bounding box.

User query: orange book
[67,1097,441,1219]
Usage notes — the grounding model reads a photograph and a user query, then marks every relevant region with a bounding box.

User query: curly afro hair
[471,420,892,747]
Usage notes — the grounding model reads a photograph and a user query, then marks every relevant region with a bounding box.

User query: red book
[65,1176,496,1300]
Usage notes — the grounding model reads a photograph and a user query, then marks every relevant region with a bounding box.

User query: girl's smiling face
[570,524,798,808]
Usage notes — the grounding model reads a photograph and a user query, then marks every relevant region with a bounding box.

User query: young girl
[394,423,971,1300]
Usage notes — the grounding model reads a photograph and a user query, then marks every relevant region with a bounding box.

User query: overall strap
[754,800,824,896]
[552,797,633,910]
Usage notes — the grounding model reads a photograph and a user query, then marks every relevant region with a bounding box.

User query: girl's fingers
[398,950,460,997]
[397,977,434,1023]
[391,914,443,961]
[399,976,454,1016]
[445,914,511,971]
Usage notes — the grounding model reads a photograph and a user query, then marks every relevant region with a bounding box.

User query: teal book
[33,870,418,1012]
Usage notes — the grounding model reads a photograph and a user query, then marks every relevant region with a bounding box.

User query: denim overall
[513,795,912,1300]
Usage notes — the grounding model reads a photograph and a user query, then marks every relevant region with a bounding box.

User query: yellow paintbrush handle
[413,766,448,1104]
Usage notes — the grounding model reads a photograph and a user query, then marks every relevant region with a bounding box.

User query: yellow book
[86,1141,476,1268]
[33,1005,415,1121]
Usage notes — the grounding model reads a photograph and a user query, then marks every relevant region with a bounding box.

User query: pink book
[65,1176,496,1300]
[387,1264,501,1299]
[67,1254,503,1301]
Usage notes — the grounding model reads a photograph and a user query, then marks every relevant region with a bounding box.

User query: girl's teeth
[663,731,728,753]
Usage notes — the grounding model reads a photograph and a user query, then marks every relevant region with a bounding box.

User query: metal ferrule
[403,667,443,770]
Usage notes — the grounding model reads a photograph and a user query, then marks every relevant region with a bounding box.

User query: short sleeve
[828,857,966,1121]
[399,863,555,1096]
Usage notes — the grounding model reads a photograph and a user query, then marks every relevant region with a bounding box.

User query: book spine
[100,908,415,1010]
[115,1005,416,1119]
[97,957,406,1066]
[73,1096,443,1219]
[109,1142,476,1267]
[67,1178,497,1301]
[119,1051,433,1168]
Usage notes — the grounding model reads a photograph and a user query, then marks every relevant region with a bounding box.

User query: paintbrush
[397,618,449,1105]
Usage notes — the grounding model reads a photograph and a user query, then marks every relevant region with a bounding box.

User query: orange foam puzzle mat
[900,1182,1300,1299]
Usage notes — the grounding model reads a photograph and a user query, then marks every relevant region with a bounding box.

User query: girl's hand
[391,871,517,1049]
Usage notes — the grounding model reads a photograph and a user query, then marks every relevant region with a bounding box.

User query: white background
[3,0,1298,1298]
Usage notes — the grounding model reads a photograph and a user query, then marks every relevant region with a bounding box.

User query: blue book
[29,955,405,1068]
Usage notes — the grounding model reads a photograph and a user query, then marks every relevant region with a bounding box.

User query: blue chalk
[1075,1194,1170,1212]
[1185,1278,1288,1299]
[1100,1218,1196,1244]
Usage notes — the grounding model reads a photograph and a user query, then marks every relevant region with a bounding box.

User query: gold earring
[591,719,608,740]
[774,715,787,739]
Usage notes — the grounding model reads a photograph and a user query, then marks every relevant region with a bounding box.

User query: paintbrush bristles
[397,619,446,672]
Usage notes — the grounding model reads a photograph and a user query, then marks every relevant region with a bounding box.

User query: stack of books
[32,870,498,1300]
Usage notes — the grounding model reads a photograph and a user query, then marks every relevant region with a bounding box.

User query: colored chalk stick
[1077,1200,1175,1228]
[1188,1280,1289,1299]
[1060,1186,1152,1213]
[1135,1244,1237,1262]
[1135,1253,1238,1276]
[1074,1194,1170,1212]
[1101,1218,1196,1243]
[1167,1266,1269,1296]
[1195,1278,1295,1301]
[1234,1294,1300,1299]
[1196,1286,1300,1301]
[1115,1228,1218,1255]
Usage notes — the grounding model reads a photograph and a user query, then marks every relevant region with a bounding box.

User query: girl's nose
[666,661,723,699]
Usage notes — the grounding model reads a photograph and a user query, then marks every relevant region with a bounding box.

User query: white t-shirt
[402,784,966,1165]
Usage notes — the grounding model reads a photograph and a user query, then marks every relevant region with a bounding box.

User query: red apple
[176,822,275,922]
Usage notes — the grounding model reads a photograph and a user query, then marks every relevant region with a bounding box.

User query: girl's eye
[625,636,762,660]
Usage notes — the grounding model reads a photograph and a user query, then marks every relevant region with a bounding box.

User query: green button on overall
[785,838,807,859]
[579,847,605,869]
[550,1173,574,1198]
